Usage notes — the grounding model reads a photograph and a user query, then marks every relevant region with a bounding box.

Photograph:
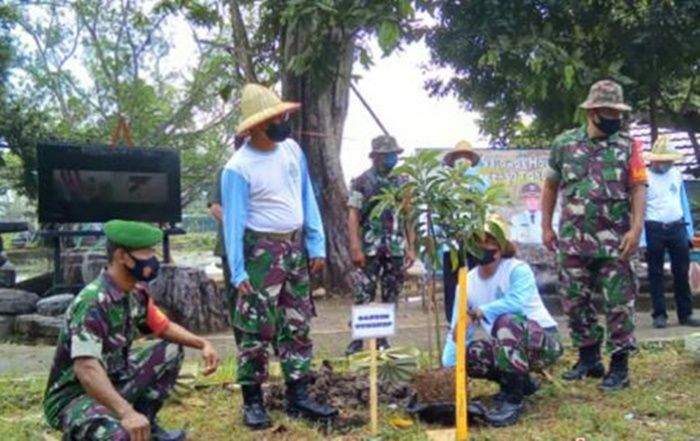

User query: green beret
[104,220,163,249]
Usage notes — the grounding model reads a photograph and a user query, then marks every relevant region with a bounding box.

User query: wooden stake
[369,337,379,435]
[455,266,469,440]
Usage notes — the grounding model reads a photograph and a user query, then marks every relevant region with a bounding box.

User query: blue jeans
[645,220,693,320]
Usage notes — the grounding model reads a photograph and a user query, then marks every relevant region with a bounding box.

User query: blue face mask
[126,253,160,282]
[383,153,399,170]
[651,163,672,174]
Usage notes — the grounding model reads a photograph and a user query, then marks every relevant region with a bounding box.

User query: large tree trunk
[281,27,355,294]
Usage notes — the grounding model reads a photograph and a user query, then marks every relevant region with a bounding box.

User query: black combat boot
[562,343,605,381]
[241,384,272,430]
[600,351,630,392]
[377,338,391,351]
[491,373,540,403]
[467,399,487,420]
[483,373,525,427]
[285,379,339,421]
[345,339,364,356]
[134,402,186,441]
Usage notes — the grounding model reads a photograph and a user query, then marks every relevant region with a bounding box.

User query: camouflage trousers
[234,230,314,385]
[559,254,637,354]
[59,341,183,441]
[351,255,405,305]
[468,314,563,377]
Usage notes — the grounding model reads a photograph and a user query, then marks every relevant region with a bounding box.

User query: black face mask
[265,121,292,142]
[475,249,498,266]
[126,253,160,282]
[593,114,622,135]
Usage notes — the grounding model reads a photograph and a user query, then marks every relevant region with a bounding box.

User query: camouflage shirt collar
[99,270,131,302]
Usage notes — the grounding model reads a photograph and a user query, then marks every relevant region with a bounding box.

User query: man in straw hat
[345,135,416,355]
[642,135,699,329]
[221,83,337,429]
[441,140,482,324]
[541,79,647,392]
[43,220,220,441]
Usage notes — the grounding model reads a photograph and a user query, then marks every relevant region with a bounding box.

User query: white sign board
[351,303,396,340]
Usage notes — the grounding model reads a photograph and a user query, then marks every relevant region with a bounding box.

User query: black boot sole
[600,378,630,393]
[485,413,522,428]
[244,420,272,431]
[561,364,605,381]
[285,407,338,422]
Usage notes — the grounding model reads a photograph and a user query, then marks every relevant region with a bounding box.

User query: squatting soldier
[43,220,220,441]
[541,79,647,392]
[443,217,562,427]
[222,83,337,429]
[345,135,415,355]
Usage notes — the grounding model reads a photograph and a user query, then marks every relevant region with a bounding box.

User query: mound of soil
[265,361,415,410]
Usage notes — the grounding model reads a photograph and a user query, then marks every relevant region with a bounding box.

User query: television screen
[686,179,700,229]
[37,142,181,223]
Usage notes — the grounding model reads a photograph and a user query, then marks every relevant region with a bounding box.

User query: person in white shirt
[444,217,562,427]
[221,83,337,429]
[642,136,699,329]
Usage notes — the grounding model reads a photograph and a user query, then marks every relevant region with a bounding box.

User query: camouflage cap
[104,220,163,249]
[520,182,542,195]
[369,135,403,156]
[580,80,632,111]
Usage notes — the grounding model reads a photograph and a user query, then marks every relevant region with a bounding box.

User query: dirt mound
[265,361,415,410]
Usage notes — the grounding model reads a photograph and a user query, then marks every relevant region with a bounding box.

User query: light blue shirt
[221,139,325,288]
[441,261,540,367]
[640,168,694,247]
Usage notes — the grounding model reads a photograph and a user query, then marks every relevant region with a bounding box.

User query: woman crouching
[442,218,563,427]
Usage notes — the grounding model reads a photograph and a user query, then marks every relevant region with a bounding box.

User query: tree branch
[226,0,258,83]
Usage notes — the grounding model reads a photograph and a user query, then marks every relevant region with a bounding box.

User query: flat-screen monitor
[37,142,181,223]
[686,179,700,229]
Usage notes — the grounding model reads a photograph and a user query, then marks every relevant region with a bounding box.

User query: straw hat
[644,135,683,162]
[443,140,481,167]
[236,83,301,134]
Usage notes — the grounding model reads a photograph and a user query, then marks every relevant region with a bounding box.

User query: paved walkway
[2,296,699,376]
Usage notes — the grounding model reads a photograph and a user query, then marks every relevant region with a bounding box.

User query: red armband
[146,296,171,336]
[628,138,648,186]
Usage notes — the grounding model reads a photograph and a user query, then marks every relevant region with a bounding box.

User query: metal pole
[350,83,390,136]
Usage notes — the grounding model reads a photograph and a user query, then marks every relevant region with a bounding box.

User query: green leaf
[218,84,234,102]
[378,21,400,53]
[563,65,575,90]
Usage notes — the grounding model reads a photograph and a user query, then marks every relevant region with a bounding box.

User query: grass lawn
[1,340,698,441]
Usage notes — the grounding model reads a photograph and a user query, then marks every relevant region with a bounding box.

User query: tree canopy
[427,0,700,159]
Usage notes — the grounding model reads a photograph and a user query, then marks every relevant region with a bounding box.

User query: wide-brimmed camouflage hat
[369,135,403,157]
[579,80,632,112]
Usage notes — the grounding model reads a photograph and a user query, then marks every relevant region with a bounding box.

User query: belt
[247,229,302,241]
[646,219,686,229]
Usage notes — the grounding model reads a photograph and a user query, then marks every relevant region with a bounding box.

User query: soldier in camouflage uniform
[444,217,562,427]
[222,83,337,429]
[542,80,647,392]
[43,220,220,441]
[345,135,416,355]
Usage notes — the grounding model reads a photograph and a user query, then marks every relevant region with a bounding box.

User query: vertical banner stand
[455,266,469,440]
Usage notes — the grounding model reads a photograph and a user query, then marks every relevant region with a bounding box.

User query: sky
[9,6,486,185]
[340,41,485,181]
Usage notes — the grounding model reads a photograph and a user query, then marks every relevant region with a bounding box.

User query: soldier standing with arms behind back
[345,135,415,356]
[541,80,647,392]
